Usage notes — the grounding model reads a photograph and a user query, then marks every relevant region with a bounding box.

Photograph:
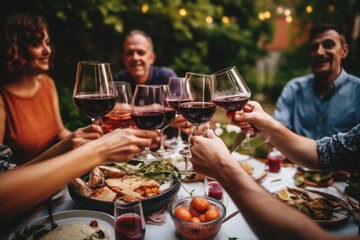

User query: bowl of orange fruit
[169,196,226,240]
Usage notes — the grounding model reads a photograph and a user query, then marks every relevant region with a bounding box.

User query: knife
[230,134,246,153]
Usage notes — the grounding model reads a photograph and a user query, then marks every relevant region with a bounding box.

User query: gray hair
[125,30,154,52]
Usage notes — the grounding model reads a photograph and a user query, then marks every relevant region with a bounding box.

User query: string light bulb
[141,4,149,13]
[258,12,265,21]
[222,16,230,24]
[276,6,284,14]
[179,8,187,16]
[264,11,271,19]
[328,5,334,11]
[284,9,291,16]
[205,16,213,23]
[285,16,292,23]
[306,6,312,13]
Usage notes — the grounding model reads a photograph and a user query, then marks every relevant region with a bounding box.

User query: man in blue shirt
[114,30,193,140]
[273,23,360,140]
[114,29,176,92]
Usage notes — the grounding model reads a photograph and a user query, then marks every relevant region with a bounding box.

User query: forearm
[0,142,104,216]
[268,121,320,170]
[217,162,332,239]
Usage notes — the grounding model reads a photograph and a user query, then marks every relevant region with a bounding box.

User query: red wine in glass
[212,95,250,112]
[101,111,132,133]
[179,102,216,126]
[131,110,165,130]
[166,98,180,113]
[159,108,176,130]
[115,213,145,240]
[73,94,116,120]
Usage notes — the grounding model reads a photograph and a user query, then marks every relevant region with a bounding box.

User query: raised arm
[190,130,335,240]
[0,128,157,216]
[227,101,320,170]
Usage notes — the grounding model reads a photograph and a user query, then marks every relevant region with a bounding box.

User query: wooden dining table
[8,153,359,239]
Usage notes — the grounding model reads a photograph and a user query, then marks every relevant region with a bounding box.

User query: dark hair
[124,30,154,52]
[309,23,347,46]
[1,14,53,83]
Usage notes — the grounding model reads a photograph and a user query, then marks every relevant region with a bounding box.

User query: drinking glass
[211,66,270,149]
[114,200,145,240]
[167,77,189,149]
[178,73,216,157]
[73,61,117,125]
[152,85,176,157]
[131,85,165,161]
[101,81,133,133]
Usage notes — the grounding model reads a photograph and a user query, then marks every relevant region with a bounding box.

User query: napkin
[145,197,178,225]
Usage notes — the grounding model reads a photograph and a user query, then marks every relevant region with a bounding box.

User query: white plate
[231,152,266,179]
[9,210,115,240]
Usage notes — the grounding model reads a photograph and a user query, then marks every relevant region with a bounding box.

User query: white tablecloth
[11,155,359,239]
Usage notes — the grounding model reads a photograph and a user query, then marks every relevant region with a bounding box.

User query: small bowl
[169,196,226,240]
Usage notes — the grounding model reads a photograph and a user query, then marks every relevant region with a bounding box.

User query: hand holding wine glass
[101,81,133,133]
[131,85,165,161]
[178,73,216,157]
[211,66,270,149]
[73,61,116,125]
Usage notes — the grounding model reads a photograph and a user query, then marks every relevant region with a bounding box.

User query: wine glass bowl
[73,61,117,125]
[131,85,165,161]
[178,73,216,157]
[211,66,269,149]
[101,81,133,133]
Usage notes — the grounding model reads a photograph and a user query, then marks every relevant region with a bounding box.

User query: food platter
[274,188,351,226]
[307,190,351,226]
[8,210,115,240]
[68,160,181,215]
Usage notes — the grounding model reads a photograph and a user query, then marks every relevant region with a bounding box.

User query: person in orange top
[0,14,71,165]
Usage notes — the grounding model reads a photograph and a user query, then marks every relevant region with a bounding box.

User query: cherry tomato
[191,217,201,223]
[207,205,218,210]
[189,205,201,217]
[205,208,221,222]
[174,207,192,222]
[198,214,206,222]
[191,197,209,211]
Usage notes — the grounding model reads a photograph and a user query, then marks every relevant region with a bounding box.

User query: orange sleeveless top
[0,75,59,165]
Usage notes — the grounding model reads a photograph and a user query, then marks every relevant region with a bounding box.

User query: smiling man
[273,23,360,139]
[114,30,176,93]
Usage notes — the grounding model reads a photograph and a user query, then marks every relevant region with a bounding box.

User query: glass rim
[77,61,110,65]
[114,199,142,208]
[135,84,162,88]
[169,76,185,80]
[211,66,238,76]
[114,81,130,86]
[185,72,211,78]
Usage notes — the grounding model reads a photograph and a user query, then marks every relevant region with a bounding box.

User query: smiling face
[122,34,155,84]
[26,30,52,73]
[309,29,348,81]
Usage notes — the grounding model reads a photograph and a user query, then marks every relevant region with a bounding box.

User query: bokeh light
[141,4,149,13]
[276,6,284,14]
[179,8,187,16]
[284,9,291,16]
[205,16,213,23]
[222,16,230,24]
[306,6,312,13]
[285,16,292,23]
[264,11,271,19]
[258,12,265,21]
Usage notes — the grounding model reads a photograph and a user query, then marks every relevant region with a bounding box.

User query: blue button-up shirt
[273,69,360,140]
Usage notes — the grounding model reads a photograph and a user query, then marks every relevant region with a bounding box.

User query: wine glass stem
[159,129,165,152]
[92,118,100,125]
[193,126,199,136]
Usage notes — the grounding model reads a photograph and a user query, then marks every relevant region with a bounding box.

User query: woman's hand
[65,125,103,150]
[96,128,158,163]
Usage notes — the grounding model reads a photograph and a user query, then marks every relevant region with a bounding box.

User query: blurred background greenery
[1,0,359,157]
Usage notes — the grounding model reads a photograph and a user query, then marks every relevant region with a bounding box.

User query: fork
[46,201,58,230]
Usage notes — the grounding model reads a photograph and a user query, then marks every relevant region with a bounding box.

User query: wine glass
[114,200,146,240]
[152,85,176,157]
[131,85,165,161]
[167,77,189,149]
[178,73,216,158]
[73,61,117,125]
[211,66,270,149]
[101,81,133,133]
